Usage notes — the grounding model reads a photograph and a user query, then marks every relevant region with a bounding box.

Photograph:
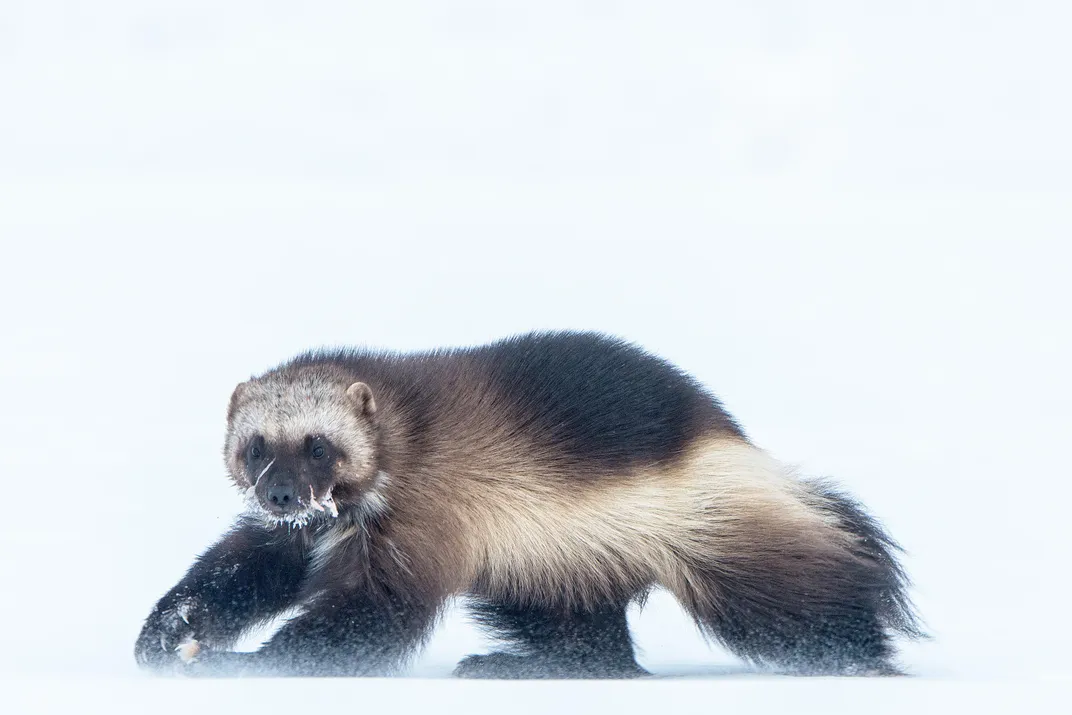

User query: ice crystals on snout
[306,485,340,518]
[241,483,338,530]
[308,485,324,512]
[322,490,339,518]
[252,457,275,487]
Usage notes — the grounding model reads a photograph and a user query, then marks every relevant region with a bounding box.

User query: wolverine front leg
[189,590,438,677]
[134,517,306,671]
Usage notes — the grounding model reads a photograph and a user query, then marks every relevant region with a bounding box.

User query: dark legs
[135,516,439,677]
[455,600,648,679]
[189,590,438,676]
[134,517,307,672]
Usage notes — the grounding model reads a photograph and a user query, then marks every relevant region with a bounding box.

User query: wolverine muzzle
[265,482,297,512]
[257,466,306,515]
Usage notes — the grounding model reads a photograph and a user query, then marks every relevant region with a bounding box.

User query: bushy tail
[668,472,924,675]
[803,479,926,641]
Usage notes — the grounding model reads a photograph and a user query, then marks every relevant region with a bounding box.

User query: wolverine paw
[454,652,650,680]
[454,653,533,679]
[134,597,203,671]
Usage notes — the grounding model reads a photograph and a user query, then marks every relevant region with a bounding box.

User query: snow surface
[1,1,1070,712]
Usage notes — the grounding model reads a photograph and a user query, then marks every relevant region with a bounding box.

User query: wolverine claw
[175,638,201,663]
[135,599,202,671]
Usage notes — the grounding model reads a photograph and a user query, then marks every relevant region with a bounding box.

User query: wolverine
[134,331,921,678]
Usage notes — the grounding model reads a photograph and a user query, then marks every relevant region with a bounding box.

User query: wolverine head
[224,365,381,527]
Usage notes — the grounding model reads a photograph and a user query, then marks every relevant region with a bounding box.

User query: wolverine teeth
[308,486,325,512]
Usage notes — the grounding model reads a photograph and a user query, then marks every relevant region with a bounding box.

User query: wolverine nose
[266,483,296,511]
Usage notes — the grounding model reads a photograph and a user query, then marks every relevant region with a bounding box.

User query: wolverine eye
[247,437,265,462]
[309,437,326,460]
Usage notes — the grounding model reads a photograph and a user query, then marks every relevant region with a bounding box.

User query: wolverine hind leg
[456,599,648,679]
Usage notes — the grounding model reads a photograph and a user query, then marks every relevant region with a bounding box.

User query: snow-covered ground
[2,1,1070,712]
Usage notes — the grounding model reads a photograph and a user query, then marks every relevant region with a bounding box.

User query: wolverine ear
[228,380,251,421]
[346,382,377,417]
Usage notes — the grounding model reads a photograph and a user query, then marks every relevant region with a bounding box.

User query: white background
[1,1,1070,712]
